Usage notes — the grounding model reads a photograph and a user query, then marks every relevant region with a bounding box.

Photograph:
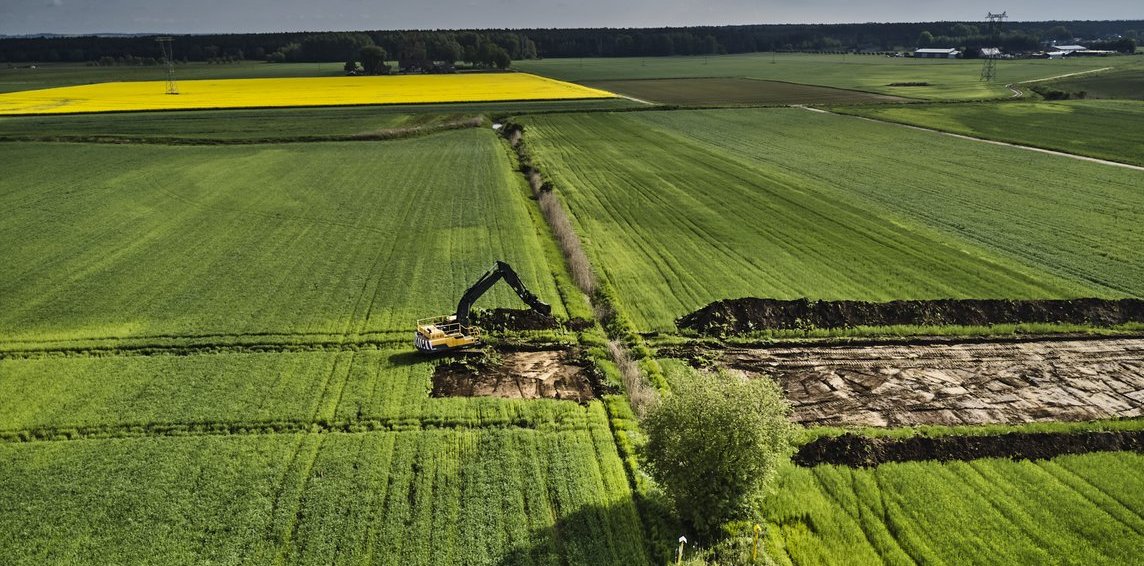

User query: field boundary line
[1020,66,1114,85]
[0,414,604,444]
[813,107,1144,172]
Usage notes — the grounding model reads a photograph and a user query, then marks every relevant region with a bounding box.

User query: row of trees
[1,21,1140,64]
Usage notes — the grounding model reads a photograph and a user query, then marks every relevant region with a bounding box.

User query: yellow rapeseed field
[0,72,615,115]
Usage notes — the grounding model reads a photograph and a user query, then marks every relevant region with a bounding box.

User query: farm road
[707,337,1144,427]
[815,106,1144,172]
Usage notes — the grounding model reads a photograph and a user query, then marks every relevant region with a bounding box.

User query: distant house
[979,47,1002,58]
[1053,45,1088,53]
[914,48,961,59]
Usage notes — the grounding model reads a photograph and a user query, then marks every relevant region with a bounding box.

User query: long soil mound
[677,298,1144,335]
[795,430,1144,467]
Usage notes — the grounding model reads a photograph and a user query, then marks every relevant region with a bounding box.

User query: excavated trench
[672,337,1144,427]
[431,349,605,403]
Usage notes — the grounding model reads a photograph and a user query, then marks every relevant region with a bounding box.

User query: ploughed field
[520,107,1144,333]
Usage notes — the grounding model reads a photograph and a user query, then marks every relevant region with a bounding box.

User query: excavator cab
[414,261,551,353]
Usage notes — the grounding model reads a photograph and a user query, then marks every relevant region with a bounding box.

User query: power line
[156,37,178,95]
[980,11,1007,82]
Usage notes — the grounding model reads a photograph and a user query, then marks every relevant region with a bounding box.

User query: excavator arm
[454,261,551,326]
[415,260,551,353]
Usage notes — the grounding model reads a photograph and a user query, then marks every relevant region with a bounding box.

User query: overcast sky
[1,0,1140,36]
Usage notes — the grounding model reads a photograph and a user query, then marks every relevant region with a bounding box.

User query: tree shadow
[494,499,659,566]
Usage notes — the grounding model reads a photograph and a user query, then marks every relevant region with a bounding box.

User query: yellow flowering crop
[0,72,615,115]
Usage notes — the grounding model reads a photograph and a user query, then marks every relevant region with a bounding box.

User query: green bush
[642,369,793,540]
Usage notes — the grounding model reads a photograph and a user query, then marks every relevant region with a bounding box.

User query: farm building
[914,48,961,58]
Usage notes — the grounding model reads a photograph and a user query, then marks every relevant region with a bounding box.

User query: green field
[838,100,1144,167]
[520,108,1144,331]
[0,423,647,565]
[581,78,906,106]
[5,53,1144,565]
[0,129,577,346]
[765,452,1144,565]
[517,53,1122,100]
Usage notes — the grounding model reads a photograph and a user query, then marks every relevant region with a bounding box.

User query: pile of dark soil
[794,430,1144,467]
[471,308,561,332]
[677,298,1144,335]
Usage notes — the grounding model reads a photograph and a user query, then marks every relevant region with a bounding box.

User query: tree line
[1,20,1139,66]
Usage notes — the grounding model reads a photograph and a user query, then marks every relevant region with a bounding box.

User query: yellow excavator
[414,260,551,353]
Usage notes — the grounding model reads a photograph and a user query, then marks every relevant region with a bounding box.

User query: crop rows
[0,349,602,436]
[0,425,648,565]
[516,53,1117,100]
[0,129,565,345]
[764,452,1144,565]
[520,108,1144,332]
[839,99,1144,167]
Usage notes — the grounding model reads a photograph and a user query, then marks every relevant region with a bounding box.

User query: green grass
[520,108,1144,332]
[581,78,906,106]
[0,129,570,345]
[837,100,1144,167]
[0,349,605,435]
[764,453,1144,565]
[517,53,1122,101]
[0,424,649,565]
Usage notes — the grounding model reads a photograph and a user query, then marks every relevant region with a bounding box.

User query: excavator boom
[414,261,551,353]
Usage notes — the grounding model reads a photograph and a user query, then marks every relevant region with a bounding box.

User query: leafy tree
[917,31,934,47]
[642,369,793,540]
[359,45,388,75]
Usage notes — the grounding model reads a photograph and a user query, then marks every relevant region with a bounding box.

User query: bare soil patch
[677,298,1144,336]
[431,349,599,402]
[795,430,1144,467]
[683,338,1144,426]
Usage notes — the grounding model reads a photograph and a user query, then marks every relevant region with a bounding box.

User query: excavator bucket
[414,261,549,353]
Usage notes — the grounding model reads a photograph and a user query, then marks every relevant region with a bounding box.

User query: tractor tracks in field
[809,106,1144,172]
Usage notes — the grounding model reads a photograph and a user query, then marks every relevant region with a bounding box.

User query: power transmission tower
[980,11,1007,82]
[156,37,178,95]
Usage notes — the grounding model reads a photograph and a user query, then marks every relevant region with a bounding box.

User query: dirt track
[711,338,1144,426]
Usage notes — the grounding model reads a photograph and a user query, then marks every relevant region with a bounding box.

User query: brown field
[582,77,909,105]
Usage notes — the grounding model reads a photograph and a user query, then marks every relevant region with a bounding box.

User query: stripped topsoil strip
[432,349,612,403]
[677,298,1144,335]
[795,430,1144,467]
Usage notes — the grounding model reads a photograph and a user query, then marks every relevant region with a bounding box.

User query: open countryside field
[838,100,1144,167]
[520,108,1144,332]
[764,452,1144,565]
[0,422,647,565]
[0,73,616,114]
[0,61,360,94]
[581,77,907,106]
[0,129,570,346]
[517,53,1124,100]
[0,99,637,141]
[1041,65,1144,100]
[4,44,1144,566]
